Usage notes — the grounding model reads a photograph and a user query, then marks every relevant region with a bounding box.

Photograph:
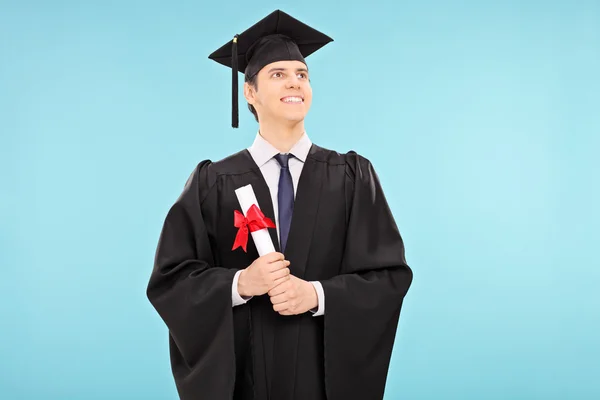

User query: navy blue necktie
[274,153,294,252]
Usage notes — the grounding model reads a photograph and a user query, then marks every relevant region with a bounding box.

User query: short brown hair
[245,73,259,122]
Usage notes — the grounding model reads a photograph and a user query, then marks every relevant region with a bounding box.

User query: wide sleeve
[320,153,413,400]
[146,160,237,400]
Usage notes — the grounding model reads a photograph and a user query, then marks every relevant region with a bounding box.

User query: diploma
[235,184,276,256]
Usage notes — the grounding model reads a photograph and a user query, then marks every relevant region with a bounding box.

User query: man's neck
[257,119,305,153]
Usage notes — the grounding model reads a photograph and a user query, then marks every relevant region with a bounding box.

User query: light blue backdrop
[1,0,599,399]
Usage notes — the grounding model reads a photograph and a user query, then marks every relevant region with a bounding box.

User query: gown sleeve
[146,160,237,400]
[320,153,414,400]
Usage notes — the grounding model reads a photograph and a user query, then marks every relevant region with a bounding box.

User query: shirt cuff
[309,281,325,316]
[232,270,253,307]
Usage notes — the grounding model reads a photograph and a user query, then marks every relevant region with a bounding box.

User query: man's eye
[298,73,307,79]
[273,72,283,78]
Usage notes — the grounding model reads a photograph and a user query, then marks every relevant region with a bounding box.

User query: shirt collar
[247,131,312,168]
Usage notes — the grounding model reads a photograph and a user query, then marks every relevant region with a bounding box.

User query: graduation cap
[208,10,333,128]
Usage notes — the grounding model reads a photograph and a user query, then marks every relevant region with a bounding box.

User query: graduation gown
[146,143,413,400]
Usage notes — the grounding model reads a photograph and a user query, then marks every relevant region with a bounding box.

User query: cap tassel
[231,34,239,128]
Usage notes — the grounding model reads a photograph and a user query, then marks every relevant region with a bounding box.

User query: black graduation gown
[146,143,413,400]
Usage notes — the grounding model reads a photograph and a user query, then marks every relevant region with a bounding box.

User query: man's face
[245,60,313,124]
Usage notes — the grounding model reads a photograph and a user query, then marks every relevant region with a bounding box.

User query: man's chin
[267,115,306,125]
[263,109,308,124]
[287,116,306,123]
[282,111,308,122]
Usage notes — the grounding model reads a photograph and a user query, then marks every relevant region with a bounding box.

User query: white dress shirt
[231,131,325,316]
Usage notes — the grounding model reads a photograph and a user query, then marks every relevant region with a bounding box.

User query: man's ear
[244,82,256,106]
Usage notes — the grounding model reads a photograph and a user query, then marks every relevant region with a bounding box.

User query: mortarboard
[208,10,333,128]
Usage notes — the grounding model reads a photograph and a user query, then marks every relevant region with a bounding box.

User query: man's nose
[286,75,301,88]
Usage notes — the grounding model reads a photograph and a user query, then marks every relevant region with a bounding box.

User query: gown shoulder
[309,144,376,184]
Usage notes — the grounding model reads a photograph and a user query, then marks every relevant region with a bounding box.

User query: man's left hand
[268,274,318,316]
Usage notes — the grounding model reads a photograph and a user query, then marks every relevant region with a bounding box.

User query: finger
[281,308,296,316]
[268,259,290,272]
[271,266,290,280]
[271,267,290,280]
[265,252,285,263]
[274,274,291,284]
[268,278,290,296]
[269,293,287,304]
[268,275,290,293]
[266,260,284,273]
[273,301,289,312]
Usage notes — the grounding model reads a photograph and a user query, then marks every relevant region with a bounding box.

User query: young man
[146,10,413,400]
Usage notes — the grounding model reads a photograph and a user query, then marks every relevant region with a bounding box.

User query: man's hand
[238,252,291,297]
[268,274,318,316]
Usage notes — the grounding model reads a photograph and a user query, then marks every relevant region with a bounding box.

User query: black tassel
[232,34,239,128]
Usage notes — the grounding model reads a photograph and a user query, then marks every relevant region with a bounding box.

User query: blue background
[1,0,599,399]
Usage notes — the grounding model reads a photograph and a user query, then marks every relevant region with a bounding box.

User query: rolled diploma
[234,184,276,256]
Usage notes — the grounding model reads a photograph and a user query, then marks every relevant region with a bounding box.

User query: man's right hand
[238,252,291,297]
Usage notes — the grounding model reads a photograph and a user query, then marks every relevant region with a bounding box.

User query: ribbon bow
[232,204,276,252]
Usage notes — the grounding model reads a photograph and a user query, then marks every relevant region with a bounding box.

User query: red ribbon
[232,204,276,252]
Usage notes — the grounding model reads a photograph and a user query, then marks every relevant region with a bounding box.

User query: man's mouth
[280,96,304,104]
